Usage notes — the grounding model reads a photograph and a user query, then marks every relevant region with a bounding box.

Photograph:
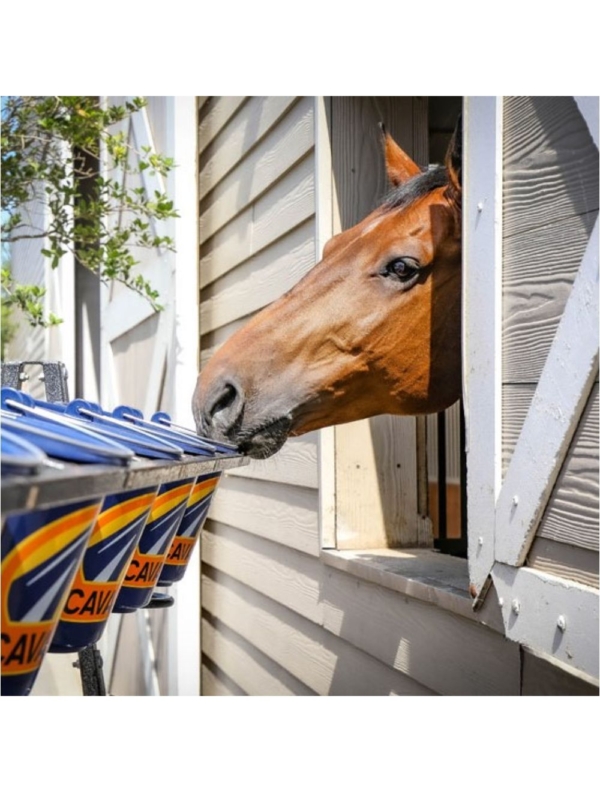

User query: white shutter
[100,98,175,416]
[464,97,599,681]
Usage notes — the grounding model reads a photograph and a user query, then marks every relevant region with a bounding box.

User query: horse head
[193,123,462,458]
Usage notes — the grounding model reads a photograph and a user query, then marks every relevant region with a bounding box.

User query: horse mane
[381,165,449,212]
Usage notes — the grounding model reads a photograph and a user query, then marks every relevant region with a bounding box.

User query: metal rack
[1,360,249,695]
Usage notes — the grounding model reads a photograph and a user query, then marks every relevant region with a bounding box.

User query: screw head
[557,615,567,632]
[511,599,520,615]
[512,495,519,506]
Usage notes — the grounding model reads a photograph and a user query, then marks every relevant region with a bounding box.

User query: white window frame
[315,95,502,633]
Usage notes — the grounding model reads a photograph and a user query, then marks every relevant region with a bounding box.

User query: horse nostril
[211,384,236,415]
[206,380,244,434]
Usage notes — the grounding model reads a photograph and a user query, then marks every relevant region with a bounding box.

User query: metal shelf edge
[1,454,249,516]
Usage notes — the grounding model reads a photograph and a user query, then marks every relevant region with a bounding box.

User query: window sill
[320,547,505,633]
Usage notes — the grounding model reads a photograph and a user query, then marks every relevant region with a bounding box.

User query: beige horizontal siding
[503,210,598,384]
[202,568,437,696]
[202,522,521,695]
[201,659,244,696]
[199,97,315,243]
[207,477,320,556]
[199,314,259,370]
[225,433,319,489]
[202,614,315,696]
[528,538,598,589]
[200,96,297,196]
[539,385,599,553]
[504,382,599,566]
[503,96,599,238]
[199,97,325,695]
[198,97,247,154]
[200,219,315,333]
[200,155,316,288]
[502,96,599,590]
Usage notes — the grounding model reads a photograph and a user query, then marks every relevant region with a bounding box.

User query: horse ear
[379,122,421,186]
[445,114,462,199]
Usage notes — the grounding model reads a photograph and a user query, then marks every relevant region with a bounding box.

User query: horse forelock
[381,166,449,212]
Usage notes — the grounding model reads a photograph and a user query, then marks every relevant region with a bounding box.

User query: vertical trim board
[463,96,504,597]
[315,97,337,549]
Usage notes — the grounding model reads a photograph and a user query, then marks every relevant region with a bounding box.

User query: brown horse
[193,123,462,459]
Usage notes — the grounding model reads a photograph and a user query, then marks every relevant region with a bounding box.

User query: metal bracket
[1,360,71,403]
[73,644,107,696]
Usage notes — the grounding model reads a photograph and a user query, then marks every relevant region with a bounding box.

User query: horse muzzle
[193,374,294,459]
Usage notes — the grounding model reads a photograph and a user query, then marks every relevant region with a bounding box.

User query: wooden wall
[198,96,321,693]
[327,97,432,550]
[197,97,528,696]
[502,97,599,589]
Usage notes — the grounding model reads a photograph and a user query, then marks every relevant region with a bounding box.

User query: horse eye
[382,257,421,285]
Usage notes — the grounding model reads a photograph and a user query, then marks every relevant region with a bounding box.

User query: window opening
[426,97,466,559]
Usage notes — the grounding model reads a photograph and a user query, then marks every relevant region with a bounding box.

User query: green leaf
[2,95,178,327]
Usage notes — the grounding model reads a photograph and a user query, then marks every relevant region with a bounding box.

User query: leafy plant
[1,96,178,328]
[1,266,62,328]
